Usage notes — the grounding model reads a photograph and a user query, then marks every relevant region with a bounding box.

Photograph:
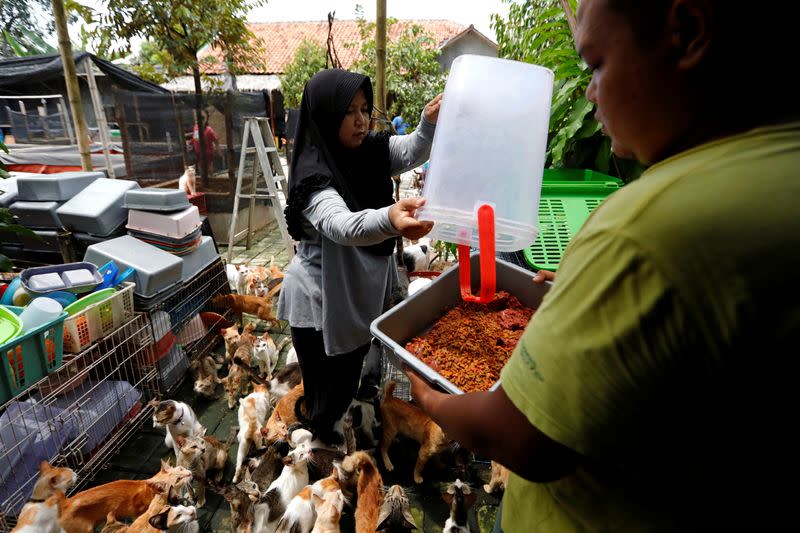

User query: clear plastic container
[419,55,554,252]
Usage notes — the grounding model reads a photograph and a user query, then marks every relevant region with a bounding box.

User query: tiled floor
[91,214,503,531]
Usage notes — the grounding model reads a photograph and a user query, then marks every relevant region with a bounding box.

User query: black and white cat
[150,399,206,456]
[442,479,476,533]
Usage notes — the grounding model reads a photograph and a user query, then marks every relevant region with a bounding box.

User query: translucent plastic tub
[418,55,554,251]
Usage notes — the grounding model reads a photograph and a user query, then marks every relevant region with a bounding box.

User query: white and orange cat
[483,461,510,494]
[276,468,342,533]
[11,490,67,533]
[341,451,384,533]
[380,380,451,484]
[234,383,271,483]
[58,460,192,533]
[16,461,77,524]
[178,165,196,196]
[253,446,311,533]
[150,399,206,457]
[310,488,344,533]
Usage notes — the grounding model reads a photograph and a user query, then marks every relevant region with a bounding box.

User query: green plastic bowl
[63,288,117,316]
[0,305,23,345]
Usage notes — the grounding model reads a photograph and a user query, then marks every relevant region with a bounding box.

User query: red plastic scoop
[458,203,496,303]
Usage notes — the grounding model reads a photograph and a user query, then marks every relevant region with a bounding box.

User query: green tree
[90,0,266,183]
[492,0,643,181]
[0,0,54,57]
[350,15,446,131]
[128,40,175,85]
[280,39,328,110]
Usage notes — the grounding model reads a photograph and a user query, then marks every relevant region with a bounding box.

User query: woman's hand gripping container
[62,282,136,353]
[371,253,551,396]
[0,307,67,404]
[418,55,554,252]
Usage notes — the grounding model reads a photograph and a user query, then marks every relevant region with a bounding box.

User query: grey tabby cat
[176,426,237,507]
[377,485,417,532]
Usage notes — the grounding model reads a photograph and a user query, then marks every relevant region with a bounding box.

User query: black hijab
[285,69,395,256]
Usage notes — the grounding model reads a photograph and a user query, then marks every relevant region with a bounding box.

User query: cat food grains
[404,291,535,393]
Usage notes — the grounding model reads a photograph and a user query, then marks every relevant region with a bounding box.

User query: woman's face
[338,89,370,150]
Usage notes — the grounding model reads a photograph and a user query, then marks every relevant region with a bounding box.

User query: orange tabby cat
[12,490,67,532]
[341,451,383,533]
[483,461,510,494]
[101,485,197,533]
[261,383,305,444]
[59,460,192,533]
[212,294,276,322]
[380,381,451,484]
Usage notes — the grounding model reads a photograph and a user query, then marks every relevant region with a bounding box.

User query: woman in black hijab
[279,69,440,444]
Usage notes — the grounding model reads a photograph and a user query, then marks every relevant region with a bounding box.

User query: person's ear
[667,0,714,70]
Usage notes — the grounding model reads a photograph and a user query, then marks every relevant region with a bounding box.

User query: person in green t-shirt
[406,1,799,531]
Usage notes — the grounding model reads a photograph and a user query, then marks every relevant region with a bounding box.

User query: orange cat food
[404,291,535,393]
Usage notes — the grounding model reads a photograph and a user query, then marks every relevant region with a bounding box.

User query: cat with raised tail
[376,485,416,532]
[442,479,476,533]
[234,383,271,483]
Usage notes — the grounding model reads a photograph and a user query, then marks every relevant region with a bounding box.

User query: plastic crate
[543,167,623,185]
[523,181,620,272]
[62,283,136,353]
[0,308,66,405]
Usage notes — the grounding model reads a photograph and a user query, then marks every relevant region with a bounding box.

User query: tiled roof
[200,19,467,75]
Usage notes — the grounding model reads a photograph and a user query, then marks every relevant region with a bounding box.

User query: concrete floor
[88,219,503,532]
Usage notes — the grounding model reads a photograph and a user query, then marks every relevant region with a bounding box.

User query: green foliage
[349,13,446,130]
[0,0,57,57]
[280,39,328,109]
[91,0,266,79]
[492,0,644,182]
[128,40,176,85]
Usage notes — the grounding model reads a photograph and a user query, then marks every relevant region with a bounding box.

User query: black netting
[113,89,271,184]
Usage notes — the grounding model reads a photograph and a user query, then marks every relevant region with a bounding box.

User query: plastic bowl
[63,288,117,316]
[0,305,23,344]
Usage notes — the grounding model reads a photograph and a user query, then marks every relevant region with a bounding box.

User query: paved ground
[90,166,504,532]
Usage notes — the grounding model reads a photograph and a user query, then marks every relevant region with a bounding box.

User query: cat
[222,363,248,410]
[165,485,199,533]
[407,277,432,295]
[212,477,260,533]
[348,383,381,450]
[178,165,196,196]
[310,488,345,533]
[376,485,416,532]
[17,461,77,524]
[276,468,342,533]
[175,426,237,507]
[341,451,384,533]
[191,354,222,400]
[442,479,476,533]
[58,460,192,533]
[221,323,241,364]
[268,363,302,406]
[285,425,346,482]
[285,346,298,366]
[149,400,206,457]
[380,381,451,484]
[212,293,277,322]
[254,446,311,533]
[483,461,510,494]
[261,382,305,445]
[401,237,433,273]
[102,485,197,533]
[246,439,291,492]
[234,383,271,483]
[253,333,290,379]
[11,490,66,533]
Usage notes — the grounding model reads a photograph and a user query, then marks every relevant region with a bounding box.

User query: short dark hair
[607,0,673,46]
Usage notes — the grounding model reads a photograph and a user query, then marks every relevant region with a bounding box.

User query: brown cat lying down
[212,293,276,322]
[58,460,192,533]
[380,380,451,484]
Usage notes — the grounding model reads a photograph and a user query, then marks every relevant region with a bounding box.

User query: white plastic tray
[126,206,201,239]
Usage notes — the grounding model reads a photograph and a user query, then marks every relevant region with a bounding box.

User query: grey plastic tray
[16,171,102,201]
[19,229,59,252]
[0,177,18,208]
[370,253,552,395]
[20,262,103,294]
[57,178,140,237]
[123,189,191,211]
[181,236,217,281]
[83,235,183,298]
[9,201,64,229]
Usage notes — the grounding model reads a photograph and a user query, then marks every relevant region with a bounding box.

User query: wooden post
[224,90,237,190]
[52,0,92,170]
[558,0,578,42]
[375,0,387,131]
[83,58,116,178]
[113,87,134,179]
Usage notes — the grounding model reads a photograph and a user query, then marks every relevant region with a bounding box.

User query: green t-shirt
[500,122,800,531]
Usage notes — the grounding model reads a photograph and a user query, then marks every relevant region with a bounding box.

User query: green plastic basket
[0,306,66,405]
[524,181,621,272]
[543,167,623,186]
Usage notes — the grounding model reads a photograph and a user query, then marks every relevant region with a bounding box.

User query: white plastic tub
[126,206,201,239]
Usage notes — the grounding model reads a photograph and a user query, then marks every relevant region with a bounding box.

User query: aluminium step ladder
[226,116,295,263]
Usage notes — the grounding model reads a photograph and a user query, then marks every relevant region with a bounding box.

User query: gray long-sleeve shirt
[278,114,435,355]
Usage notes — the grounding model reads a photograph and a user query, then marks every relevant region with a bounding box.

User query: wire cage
[0,313,156,531]
[380,345,411,402]
[139,258,231,395]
